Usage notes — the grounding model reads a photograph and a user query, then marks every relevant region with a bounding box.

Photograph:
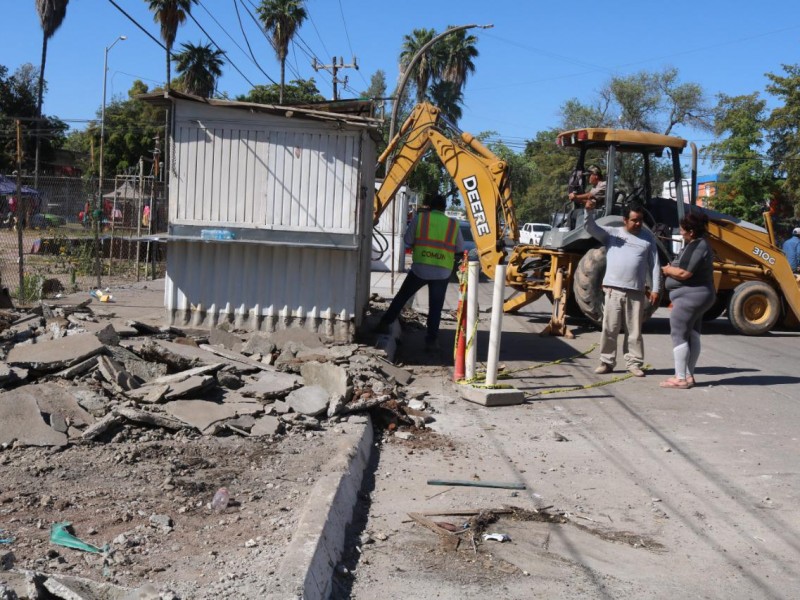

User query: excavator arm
[374,102,518,281]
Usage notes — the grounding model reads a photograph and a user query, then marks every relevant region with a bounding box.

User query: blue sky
[4,0,800,162]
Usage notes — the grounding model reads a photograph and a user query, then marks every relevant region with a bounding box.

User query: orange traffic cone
[453,252,468,382]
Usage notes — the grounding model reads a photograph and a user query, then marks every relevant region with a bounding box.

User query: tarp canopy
[0,175,40,196]
[103,180,142,200]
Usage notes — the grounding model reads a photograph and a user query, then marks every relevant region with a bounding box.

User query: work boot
[594,363,613,374]
[628,365,646,377]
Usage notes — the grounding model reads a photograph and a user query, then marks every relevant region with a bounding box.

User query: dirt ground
[0,419,345,598]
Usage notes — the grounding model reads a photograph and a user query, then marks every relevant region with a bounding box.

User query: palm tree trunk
[35,34,49,186]
[279,60,285,104]
[166,45,171,90]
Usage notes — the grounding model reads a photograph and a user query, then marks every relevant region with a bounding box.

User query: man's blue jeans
[380,271,449,343]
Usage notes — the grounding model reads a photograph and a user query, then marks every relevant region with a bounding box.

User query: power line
[106,0,168,54]
[185,10,257,89]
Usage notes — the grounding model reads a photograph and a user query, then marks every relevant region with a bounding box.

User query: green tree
[766,64,800,218]
[236,78,324,105]
[518,130,575,223]
[0,63,66,173]
[704,93,776,224]
[256,0,307,105]
[172,41,225,98]
[560,67,713,135]
[146,0,198,89]
[362,70,387,101]
[65,80,166,178]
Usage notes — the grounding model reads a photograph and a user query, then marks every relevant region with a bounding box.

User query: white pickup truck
[518,222,552,246]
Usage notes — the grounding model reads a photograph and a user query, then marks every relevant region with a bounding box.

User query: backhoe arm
[374,103,440,223]
[373,102,518,280]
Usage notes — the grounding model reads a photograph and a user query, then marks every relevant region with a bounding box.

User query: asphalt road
[346,281,800,599]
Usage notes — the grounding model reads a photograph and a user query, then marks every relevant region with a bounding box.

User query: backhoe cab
[505,127,800,337]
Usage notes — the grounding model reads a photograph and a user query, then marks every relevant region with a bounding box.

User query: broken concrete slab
[208,327,243,352]
[95,323,120,346]
[242,333,276,356]
[163,375,216,401]
[126,384,170,404]
[6,332,105,372]
[251,415,280,436]
[0,389,68,446]
[164,400,259,432]
[376,358,414,386]
[97,355,140,392]
[199,344,275,371]
[71,388,110,417]
[286,385,330,417]
[142,339,262,373]
[53,355,98,379]
[300,361,352,400]
[105,345,167,383]
[239,371,302,400]
[459,384,525,407]
[150,363,225,386]
[115,407,185,431]
[33,383,96,428]
[265,329,324,351]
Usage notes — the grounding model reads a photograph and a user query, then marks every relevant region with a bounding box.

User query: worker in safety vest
[375,193,465,352]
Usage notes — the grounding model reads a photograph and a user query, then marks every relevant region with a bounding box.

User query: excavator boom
[374,102,518,280]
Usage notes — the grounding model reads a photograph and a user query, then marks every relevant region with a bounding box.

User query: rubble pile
[0,300,437,600]
[0,300,428,449]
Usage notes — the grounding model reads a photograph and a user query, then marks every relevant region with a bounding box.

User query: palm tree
[173,42,225,98]
[429,80,463,123]
[35,0,69,180]
[439,28,479,90]
[256,0,307,104]
[146,0,198,89]
[399,28,438,104]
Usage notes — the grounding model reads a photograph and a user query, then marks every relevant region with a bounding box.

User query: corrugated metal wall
[166,241,362,340]
[170,102,362,235]
[164,99,376,340]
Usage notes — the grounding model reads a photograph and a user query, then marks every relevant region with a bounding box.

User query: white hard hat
[793,227,800,236]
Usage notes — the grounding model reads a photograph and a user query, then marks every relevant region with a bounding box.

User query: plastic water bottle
[200,229,235,241]
[211,487,230,512]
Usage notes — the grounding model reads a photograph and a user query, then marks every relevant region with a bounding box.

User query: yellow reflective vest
[412,210,458,270]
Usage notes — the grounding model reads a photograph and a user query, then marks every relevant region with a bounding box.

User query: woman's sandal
[686,376,696,389]
[660,378,690,389]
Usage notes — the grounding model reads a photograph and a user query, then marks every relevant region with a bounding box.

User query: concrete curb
[269,418,374,599]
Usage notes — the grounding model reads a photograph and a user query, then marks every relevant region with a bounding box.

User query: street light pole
[387,24,492,145]
[99,35,126,199]
[97,34,126,288]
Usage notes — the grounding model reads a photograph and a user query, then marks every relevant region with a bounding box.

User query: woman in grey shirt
[660,212,716,389]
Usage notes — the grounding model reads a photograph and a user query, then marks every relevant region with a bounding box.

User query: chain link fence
[0,174,167,305]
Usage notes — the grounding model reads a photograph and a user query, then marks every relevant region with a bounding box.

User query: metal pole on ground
[485,265,506,386]
[466,261,480,381]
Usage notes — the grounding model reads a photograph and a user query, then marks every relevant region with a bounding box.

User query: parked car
[519,222,552,246]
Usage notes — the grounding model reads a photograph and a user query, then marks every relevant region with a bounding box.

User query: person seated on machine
[566,165,606,228]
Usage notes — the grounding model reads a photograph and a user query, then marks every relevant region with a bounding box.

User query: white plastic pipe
[466,261,480,380]
[485,264,506,385]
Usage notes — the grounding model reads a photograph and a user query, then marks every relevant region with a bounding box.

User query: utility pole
[312,56,358,101]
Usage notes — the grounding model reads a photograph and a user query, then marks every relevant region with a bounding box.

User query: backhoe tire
[727,281,780,335]
[573,247,664,327]
[573,248,607,326]
[702,290,731,321]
